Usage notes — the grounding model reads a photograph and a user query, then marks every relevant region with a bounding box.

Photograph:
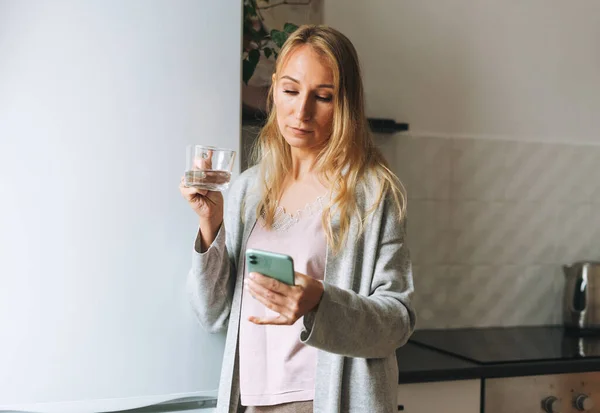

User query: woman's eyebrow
[280,75,334,89]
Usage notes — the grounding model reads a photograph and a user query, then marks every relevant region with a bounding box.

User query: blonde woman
[180,25,416,413]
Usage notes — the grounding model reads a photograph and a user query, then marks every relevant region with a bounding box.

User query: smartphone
[245,248,295,286]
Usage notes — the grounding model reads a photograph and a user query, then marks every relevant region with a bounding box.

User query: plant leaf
[270,29,287,48]
[248,48,260,66]
[246,26,263,41]
[243,4,256,17]
[243,58,258,85]
[283,23,298,34]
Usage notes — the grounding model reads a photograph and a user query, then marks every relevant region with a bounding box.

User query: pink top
[239,197,327,407]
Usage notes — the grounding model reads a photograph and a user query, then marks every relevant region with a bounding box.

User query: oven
[485,372,600,412]
[410,326,600,413]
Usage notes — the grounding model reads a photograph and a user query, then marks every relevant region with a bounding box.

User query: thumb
[293,271,311,286]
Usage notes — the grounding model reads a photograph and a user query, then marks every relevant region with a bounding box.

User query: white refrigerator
[0,1,241,412]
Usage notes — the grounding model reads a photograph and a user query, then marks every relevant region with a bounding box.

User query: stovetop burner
[410,326,600,364]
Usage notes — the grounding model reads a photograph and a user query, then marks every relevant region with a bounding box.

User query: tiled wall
[241,127,600,329]
[375,133,600,329]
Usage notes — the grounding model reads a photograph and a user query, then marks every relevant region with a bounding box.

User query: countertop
[396,326,600,384]
[396,342,481,383]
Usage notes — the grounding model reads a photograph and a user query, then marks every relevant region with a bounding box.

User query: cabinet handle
[398,405,405,411]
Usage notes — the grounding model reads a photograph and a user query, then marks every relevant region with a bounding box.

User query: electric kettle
[563,261,600,331]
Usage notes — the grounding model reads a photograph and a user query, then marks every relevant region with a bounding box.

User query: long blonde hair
[251,25,406,253]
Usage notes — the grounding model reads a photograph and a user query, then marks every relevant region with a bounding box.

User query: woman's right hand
[179,177,224,224]
[180,178,224,252]
[180,149,225,250]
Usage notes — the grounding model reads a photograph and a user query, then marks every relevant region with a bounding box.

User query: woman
[180,25,416,413]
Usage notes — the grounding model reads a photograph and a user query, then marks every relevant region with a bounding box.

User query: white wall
[0,1,240,411]
[325,1,600,143]
[325,2,600,329]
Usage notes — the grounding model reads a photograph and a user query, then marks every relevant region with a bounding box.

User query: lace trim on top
[263,196,326,232]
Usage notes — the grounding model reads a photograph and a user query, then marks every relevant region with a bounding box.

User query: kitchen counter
[397,325,600,384]
[396,342,482,383]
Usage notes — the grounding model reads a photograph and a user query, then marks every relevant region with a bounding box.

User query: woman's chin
[282,135,312,149]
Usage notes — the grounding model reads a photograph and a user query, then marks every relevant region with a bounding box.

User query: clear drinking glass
[184,145,236,191]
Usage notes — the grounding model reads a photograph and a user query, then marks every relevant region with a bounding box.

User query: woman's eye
[283,89,331,102]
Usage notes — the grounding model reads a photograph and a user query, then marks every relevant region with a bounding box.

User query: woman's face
[272,45,335,151]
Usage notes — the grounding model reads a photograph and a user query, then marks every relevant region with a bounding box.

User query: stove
[411,326,600,364]
[410,326,600,412]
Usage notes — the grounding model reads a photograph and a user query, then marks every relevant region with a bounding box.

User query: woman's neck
[289,147,319,181]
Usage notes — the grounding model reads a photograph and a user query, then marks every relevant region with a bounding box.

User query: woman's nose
[295,97,312,121]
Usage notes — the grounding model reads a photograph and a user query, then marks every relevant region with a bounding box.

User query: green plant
[242,0,299,85]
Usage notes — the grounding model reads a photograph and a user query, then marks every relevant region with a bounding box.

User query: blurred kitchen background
[243,0,600,330]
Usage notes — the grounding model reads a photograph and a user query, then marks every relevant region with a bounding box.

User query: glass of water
[185,145,236,191]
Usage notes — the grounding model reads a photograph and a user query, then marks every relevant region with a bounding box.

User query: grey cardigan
[187,166,416,413]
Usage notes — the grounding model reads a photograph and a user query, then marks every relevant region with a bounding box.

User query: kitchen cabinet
[397,379,480,413]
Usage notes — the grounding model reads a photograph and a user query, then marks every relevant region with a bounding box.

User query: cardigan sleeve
[186,222,234,333]
[186,176,248,333]
[300,195,416,358]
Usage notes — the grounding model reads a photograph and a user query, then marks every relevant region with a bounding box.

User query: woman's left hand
[244,271,324,325]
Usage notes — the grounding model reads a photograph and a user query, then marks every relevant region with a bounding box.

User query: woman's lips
[289,126,313,135]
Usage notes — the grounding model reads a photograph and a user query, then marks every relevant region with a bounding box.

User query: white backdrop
[325,0,600,143]
[0,1,240,411]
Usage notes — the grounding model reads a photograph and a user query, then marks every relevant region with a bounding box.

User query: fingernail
[248,273,255,279]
